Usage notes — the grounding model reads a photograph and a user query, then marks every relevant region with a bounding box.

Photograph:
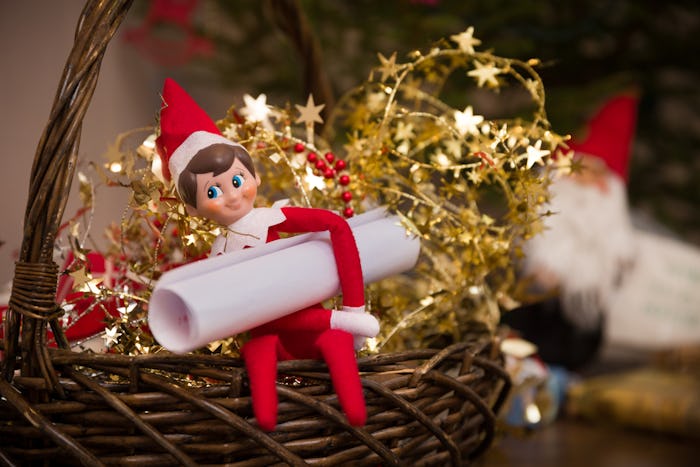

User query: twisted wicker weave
[0,1,510,465]
[0,338,509,466]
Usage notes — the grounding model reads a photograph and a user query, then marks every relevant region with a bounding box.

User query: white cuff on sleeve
[330,310,379,337]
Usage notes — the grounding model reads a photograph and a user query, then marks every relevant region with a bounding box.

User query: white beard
[523,174,637,329]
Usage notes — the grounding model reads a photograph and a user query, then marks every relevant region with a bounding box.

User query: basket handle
[2,0,134,384]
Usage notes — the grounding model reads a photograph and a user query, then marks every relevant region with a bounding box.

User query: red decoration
[289,146,356,222]
[123,0,213,67]
[0,252,130,349]
[53,252,123,345]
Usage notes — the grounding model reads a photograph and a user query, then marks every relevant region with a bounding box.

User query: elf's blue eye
[232,174,244,188]
[207,186,223,199]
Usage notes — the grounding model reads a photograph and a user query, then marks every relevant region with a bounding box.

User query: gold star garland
[59,28,564,356]
[323,32,566,351]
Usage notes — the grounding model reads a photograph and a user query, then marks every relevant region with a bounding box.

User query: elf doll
[155,78,378,431]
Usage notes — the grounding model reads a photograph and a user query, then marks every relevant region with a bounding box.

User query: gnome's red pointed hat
[156,78,242,183]
[568,93,639,182]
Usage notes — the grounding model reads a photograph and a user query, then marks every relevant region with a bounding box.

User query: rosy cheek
[201,200,221,215]
[242,184,256,199]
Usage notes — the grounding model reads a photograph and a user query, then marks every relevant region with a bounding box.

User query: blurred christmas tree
[125,0,700,245]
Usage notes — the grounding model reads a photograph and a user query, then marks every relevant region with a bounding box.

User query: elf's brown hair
[178,143,256,208]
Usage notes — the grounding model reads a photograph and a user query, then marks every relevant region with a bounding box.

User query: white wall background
[0,1,237,287]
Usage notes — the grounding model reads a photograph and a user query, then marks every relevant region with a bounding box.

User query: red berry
[315,160,327,170]
[323,168,335,179]
[307,152,318,163]
[341,191,353,202]
[294,142,305,153]
[343,207,354,218]
[324,152,335,163]
[334,159,347,171]
[339,174,351,186]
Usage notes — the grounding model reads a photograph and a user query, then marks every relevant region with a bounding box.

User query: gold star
[304,166,327,191]
[467,61,501,88]
[467,170,482,184]
[454,106,484,136]
[241,93,273,129]
[69,267,91,290]
[377,52,399,82]
[295,94,325,126]
[103,140,123,173]
[116,302,137,317]
[222,125,239,139]
[525,140,550,169]
[553,148,575,176]
[103,326,122,348]
[394,121,415,142]
[451,27,481,53]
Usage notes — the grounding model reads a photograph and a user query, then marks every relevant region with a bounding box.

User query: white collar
[221,200,288,251]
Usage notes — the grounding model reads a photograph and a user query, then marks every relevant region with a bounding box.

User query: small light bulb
[525,403,542,424]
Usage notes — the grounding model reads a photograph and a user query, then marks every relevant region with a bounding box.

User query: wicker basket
[0,1,510,465]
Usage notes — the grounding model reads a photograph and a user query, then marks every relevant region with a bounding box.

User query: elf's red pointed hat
[156,78,242,183]
[568,92,639,182]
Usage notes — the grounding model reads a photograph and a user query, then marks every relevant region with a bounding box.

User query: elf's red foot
[316,329,367,426]
[242,334,280,431]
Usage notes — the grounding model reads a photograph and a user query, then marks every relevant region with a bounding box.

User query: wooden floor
[476,415,699,466]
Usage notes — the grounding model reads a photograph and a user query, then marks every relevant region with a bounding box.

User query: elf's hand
[330,306,379,350]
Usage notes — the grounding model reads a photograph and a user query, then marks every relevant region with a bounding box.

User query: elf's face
[188,158,261,226]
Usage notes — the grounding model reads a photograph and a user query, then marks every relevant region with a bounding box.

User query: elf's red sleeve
[273,207,365,308]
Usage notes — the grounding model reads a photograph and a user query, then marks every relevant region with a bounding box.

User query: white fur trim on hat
[169,131,244,183]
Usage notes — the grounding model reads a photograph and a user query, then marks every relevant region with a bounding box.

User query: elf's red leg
[316,329,367,426]
[241,334,280,431]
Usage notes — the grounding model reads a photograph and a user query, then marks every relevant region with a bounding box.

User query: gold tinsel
[58,28,567,356]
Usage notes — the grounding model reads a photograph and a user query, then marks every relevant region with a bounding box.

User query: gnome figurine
[155,78,379,430]
[505,92,640,370]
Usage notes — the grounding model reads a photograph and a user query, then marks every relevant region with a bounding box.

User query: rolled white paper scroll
[148,208,420,353]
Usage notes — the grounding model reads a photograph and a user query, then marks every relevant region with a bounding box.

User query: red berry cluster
[293,142,354,218]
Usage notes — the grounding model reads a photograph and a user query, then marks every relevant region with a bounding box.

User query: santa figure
[155,78,378,431]
[505,92,639,369]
